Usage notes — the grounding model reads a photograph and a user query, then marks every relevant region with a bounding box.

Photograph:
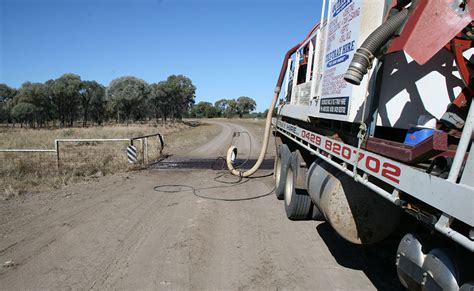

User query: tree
[89,88,107,125]
[164,75,196,121]
[0,84,17,123]
[80,80,105,127]
[236,96,256,118]
[11,102,37,127]
[47,73,82,127]
[0,102,11,123]
[106,76,148,124]
[149,75,196,122]
[214,99,228,117]
[191,101,219,118]
[0,73,200,126]
[0,84,16,103]
[225,99,239,118]
[148,82,172,123]
[14,82,51,127]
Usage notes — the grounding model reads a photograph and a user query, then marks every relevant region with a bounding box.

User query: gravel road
[0,120,401,290]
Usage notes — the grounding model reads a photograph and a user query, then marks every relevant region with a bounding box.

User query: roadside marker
[127,145,138,164]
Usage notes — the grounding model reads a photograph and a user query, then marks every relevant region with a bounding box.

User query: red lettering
[382,163,401,184]
[342,146,351,160]
[325,140,332,151]
[332,143,341,155]
[366,156,380,173]
[301,130,307,139]
[315,136,321,145]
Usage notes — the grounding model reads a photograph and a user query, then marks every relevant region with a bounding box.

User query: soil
[0,120,401,290]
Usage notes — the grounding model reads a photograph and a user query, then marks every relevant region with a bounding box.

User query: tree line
[190,97,257,119]
[0,73,258,128]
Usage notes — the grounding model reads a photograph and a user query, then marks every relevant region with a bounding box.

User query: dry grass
[0,122,218,199]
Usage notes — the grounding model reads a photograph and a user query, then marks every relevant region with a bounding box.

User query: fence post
[144,137,149,165]
[157,134,164,156]
[140,139,144,164]
[55,140,60,169]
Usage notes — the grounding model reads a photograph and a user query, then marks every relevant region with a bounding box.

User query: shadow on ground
[317,222,404,290]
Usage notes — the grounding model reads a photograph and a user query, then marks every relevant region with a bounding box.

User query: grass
[0,122,219,200]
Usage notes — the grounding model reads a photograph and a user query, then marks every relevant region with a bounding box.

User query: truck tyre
[310,203,325,221]
[274,144,290,200]
[284,151,312,220]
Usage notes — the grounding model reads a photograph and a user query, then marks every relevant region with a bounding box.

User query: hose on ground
[226,86,281,178]
[344,8,410,85]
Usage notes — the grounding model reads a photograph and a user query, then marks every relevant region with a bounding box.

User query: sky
[1,0,322,112]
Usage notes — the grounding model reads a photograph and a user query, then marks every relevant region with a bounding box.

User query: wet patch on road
[151,158,275,170]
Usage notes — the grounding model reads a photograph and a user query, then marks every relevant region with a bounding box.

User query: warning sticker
[319,97,349,115]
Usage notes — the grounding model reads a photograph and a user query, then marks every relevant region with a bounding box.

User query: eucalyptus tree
[226,99,239,118]
[47,73,82,127]
[236,96,256,118]
[11,102,37,127]
[149,75,196,122]
[0,83,16,103]
[148,82,171,123]
[13,82,51,127]
[164,75,196,121]
[80,80,105,127]
[191,101,219,118]
[106,76,148,124]
[0,83,17,123]
[214,99,228,117]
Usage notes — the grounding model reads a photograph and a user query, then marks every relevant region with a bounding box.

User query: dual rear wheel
[274,145,322,220]
[274,144,290,200]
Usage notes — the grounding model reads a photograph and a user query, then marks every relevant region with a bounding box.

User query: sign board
[319,0,363,118]
[308,0,385,122]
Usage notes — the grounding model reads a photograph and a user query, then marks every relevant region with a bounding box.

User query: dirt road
[0,120,401,290]
[177,120,260,159]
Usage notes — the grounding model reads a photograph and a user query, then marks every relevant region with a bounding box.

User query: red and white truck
[226,0,473,289]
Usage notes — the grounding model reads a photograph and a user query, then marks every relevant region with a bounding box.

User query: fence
[0,133,164,168]
[131,133,165,165]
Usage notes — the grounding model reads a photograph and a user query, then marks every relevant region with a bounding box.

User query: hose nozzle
[344,9,409,86]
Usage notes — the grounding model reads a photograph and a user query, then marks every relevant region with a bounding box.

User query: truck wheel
[310,203,325,221]
[284,151,312,220]
[274,144,290,200]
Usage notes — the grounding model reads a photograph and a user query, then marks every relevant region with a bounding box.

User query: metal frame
[448,101,474,183]
[284,58,294,100]
[0,133,165,167]
[0,149,56,153]
[54,138,131,167]
[131,133,165,165]
[275,119,474,251]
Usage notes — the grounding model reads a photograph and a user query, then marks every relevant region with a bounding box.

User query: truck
[225,0,473,289]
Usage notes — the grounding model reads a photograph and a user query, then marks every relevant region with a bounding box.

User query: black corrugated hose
[344,8,410,86]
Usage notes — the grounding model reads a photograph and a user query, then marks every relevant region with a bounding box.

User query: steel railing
[0,133,165,167]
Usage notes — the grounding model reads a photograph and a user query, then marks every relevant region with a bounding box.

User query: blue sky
[1,0,322,111]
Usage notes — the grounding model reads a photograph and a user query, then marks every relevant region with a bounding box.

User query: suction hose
[225,87,280,177]
[344,8,409,86]
[225,37,311,177]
